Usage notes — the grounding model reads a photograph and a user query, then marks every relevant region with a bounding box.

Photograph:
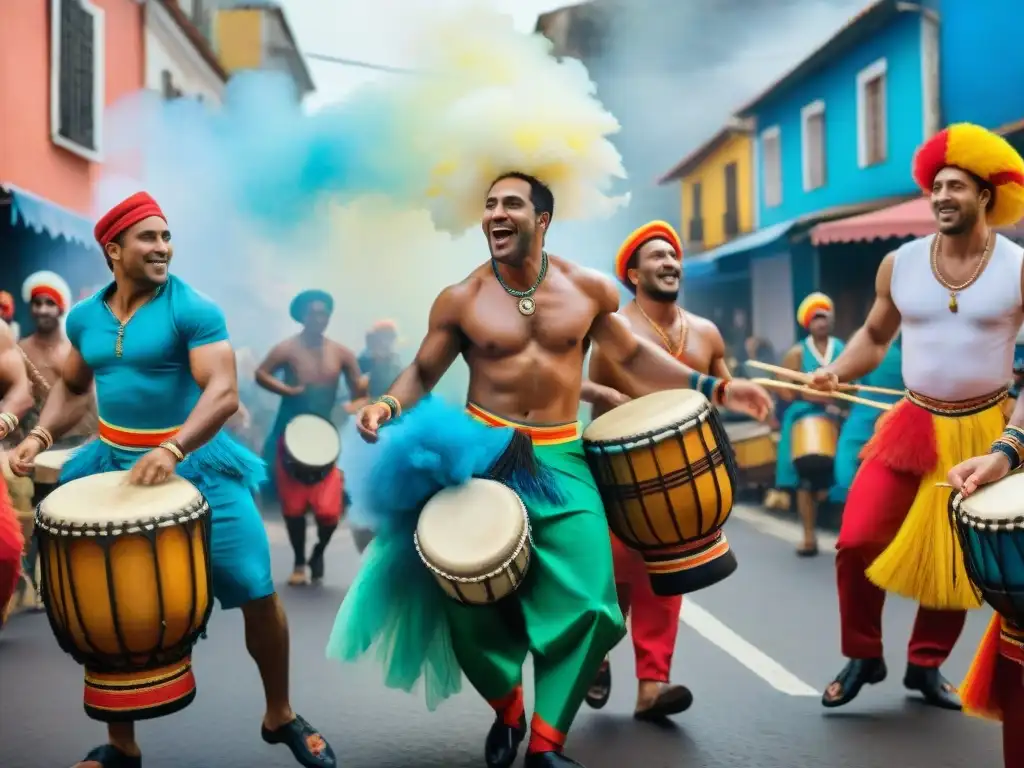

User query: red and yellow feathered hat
[797,292,833,330]
[613,220,683,290]
[912,123,1024,228]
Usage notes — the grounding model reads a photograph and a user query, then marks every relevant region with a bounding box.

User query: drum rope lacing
[34,498,210,537]
[414,496,533,584]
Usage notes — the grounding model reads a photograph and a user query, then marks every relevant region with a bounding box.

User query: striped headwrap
[613,220,683,291]
[796,292,833,330]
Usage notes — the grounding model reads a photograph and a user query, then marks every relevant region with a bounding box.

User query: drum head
[34,448,75,471]
[584,389,709,443]
[956,473,1024,525]
[416,479,526,578]
[725,422,772,442]
[39,471,203,527]
[284,414,341,466]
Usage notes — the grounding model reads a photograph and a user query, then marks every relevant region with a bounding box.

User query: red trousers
[836,456,965,665]
[997,655,1024,767]
[275,455,345,525]
[611,533,682,682]
[0,477,23,619]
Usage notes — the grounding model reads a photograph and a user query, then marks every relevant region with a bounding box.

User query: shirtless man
[256,290,365,584]
[18,271,96,440]
[582,220,730,721]
[341,172,772,768]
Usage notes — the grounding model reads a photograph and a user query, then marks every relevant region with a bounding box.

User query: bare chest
[288,345,344,383]
[22,339,70,385]
[462,280,596,358]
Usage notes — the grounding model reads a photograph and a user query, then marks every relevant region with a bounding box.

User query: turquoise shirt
[66,275,228,432]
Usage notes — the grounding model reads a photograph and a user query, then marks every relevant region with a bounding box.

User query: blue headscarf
[289,289,334,323]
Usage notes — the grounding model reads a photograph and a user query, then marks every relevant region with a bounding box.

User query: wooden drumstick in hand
[745,360,904,397]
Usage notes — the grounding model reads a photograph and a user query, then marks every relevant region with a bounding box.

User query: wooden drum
[35,471,213,722]
[583,389,738,596]
[792,415,838,478]
[415,478,531,605]
[281,414,341,485]
[724,421,777,488]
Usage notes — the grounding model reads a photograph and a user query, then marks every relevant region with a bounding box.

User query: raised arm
[582,270,773,420]
[255,341,301,397]
[355,283,466,442]
[814,253,901,386]
[0,324,32,432]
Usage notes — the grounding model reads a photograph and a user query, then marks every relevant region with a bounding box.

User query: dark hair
[490,172,555,220]
[968,171,997,212]
[103,231,127,271]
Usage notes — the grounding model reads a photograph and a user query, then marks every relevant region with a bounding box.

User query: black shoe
[261,714,336,767]
[79,744,142,767]
[903,664,962,710]
[524,752,585,767]
[309,545,326,582]
[485,713,526,768]
[584,659,611,710]
[821,657,887,708]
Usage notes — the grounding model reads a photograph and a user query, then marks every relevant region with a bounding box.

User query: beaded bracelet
[0,412,18,437]
[375,395,402,419]
[991,440,1021,471]
[688,371,724,404]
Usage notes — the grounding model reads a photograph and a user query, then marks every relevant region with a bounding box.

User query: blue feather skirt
[326,396,562,710]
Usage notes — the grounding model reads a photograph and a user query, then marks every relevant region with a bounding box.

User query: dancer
[19,270,96,439]
[0,321,33,629]
[7,192,335,768]
[811,123,1024,711]
[581,220,731,720]
[256,291,364,585]
[775,293,844,556]
[940,137,1024,767]
[332,172,773,768]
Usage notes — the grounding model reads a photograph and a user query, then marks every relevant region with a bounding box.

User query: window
[723,162,740,237]
[857,58,887,168]
[761,127,782,208]
[689,182,704,244]
[50,0,105,162]
[801,100,826,191]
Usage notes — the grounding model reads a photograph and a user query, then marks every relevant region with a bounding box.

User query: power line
[300,51,424,76]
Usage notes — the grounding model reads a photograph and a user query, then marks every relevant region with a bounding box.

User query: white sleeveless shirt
[891,233,1024,401]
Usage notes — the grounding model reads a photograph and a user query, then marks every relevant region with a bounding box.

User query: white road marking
[682,599,819,697]
[731,503,838,551]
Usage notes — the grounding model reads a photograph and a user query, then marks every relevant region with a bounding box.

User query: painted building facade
[145,0,227,103]
[658,122,756,254]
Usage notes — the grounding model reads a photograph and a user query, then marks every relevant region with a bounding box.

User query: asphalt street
[0,506,1004,768]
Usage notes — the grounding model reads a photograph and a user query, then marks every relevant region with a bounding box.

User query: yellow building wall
[678,133,754,252]
[212,9,263,72]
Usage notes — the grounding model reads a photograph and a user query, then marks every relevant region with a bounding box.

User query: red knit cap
[94,192,167,246]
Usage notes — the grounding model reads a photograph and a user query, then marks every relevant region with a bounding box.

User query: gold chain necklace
[635,301,688,357]
[930,233,993,314]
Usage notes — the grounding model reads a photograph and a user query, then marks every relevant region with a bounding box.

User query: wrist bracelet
[376,395,401,419]
[159,440,185,462]
[713,379,730,407]
[0,412,18,436]
[991,440,1021,471]
[687,371,723,403]
[28,426,54,451]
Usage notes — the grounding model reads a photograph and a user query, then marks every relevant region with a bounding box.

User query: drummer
[775,292,845,556]
[7,192,335,768]
[336,170,772,768]
[0,320,33,626]
[581,220,731,720]
[256,290,365,585]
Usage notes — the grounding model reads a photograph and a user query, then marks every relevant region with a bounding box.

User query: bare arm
[707,324,732,381]
[0,325,32,423]
[824,253,901,382]
[340,350,367,400]
[175,341,239,454]
[383,284,465,409]
[255,341,300,397]
[774,345,803,402]
[37,346,96,440]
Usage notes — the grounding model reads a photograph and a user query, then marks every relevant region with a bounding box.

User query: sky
[277,0,566,111]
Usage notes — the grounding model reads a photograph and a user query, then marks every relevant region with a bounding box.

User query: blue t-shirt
[67,275,229,431]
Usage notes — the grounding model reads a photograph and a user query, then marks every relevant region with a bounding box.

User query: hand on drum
[356,401,392,444]
[7,437,42,477]
[723,380,774,422]
[129,447,180,486]
[948,452,1012,497]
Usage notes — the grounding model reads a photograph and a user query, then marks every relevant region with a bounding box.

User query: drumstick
[744,360,904,397]
[752,378,892,411]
